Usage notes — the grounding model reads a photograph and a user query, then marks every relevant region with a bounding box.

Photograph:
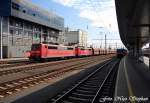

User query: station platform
[114,55,150,103]
[0,58,28,62]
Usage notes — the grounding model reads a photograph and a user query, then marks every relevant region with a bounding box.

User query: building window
[15,30,19,35]
[10,29,14,35]
[28,32,33,37]
[12,2,20,11]
[19,30,23,35]
[33,14,36,16]
[34,26,40,32]
[18,22,23,28]
[67,48,73,50]
[34,33,40,38]
[24,31,29,36]
[23,10,26,13]
[10,18,16,26]
[16,22,19,27]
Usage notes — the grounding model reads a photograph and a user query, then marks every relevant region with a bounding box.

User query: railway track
[0,57,83,69]
[0,61,35,69]
[0,55,112,76]
[0,57,107,98]
[0,55,114,69]
[49,58,119,103]
[0,61,8,64]
[0,59,28,65]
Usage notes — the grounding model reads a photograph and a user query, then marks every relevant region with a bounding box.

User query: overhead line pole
[0,16,3,59]
[146,14,150,65]
[99,32,103,48]
[105,34,107,55]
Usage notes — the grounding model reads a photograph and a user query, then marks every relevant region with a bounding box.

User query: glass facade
[0,0,64,58]
[11,0,64,31]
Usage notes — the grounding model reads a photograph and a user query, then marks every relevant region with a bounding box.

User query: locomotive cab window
[67,48,73,50]
[31,44,41,50]
[48,46,58,49]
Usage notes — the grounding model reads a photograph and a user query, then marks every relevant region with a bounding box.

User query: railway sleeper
[84,82,102,85]
[76,89,96,94]
[84,81,102,84]
[100,87,111,91]
[78,87,98,91]
[90,73,106,77]
[72,92,95,97]
[88,78,104,81]
[86,80,103,83]
[101,90,110,95]
[68,96,93,102]
[79,86,98,91]
[80,85,100,89]
[81,84,99,88]
[63,100,73,103]
[74,90,96,96]
[71,92,95,98]
[103,83,112,87]
[68,96,92,103]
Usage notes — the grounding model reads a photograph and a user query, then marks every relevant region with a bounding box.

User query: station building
[0,0,64,58]
[62,28,88,47]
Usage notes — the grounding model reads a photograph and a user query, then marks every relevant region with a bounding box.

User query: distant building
[0,0,64,58]
[58,31,66,45]
[62,28,88,47]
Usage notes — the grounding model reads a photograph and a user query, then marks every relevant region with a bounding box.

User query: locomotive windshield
[31,44,41,50]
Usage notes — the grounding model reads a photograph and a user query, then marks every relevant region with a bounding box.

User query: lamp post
[0,16,3,59]
[148,23,150,66]
[97,27,105,49]
[99,32,103,48]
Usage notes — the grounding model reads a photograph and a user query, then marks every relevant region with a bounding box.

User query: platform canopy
[115,0,149,50]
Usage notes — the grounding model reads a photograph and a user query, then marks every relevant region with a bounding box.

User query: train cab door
[99,50,101,55]
[41,44,48,58]
[75,47,79,57]
[91,48,94,55]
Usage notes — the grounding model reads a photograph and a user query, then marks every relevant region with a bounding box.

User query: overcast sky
[30,0,125,48]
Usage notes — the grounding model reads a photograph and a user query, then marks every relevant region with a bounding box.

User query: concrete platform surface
[114,55,150,103]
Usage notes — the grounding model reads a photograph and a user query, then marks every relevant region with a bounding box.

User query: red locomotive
[26,43,116,61]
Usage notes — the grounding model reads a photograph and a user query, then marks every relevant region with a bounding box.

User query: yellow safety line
[124,57,135,103]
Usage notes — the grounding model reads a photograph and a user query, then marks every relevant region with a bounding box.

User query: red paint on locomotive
[26,43,116,60]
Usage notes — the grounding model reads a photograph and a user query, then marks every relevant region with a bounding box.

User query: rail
[50,58,119,103]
